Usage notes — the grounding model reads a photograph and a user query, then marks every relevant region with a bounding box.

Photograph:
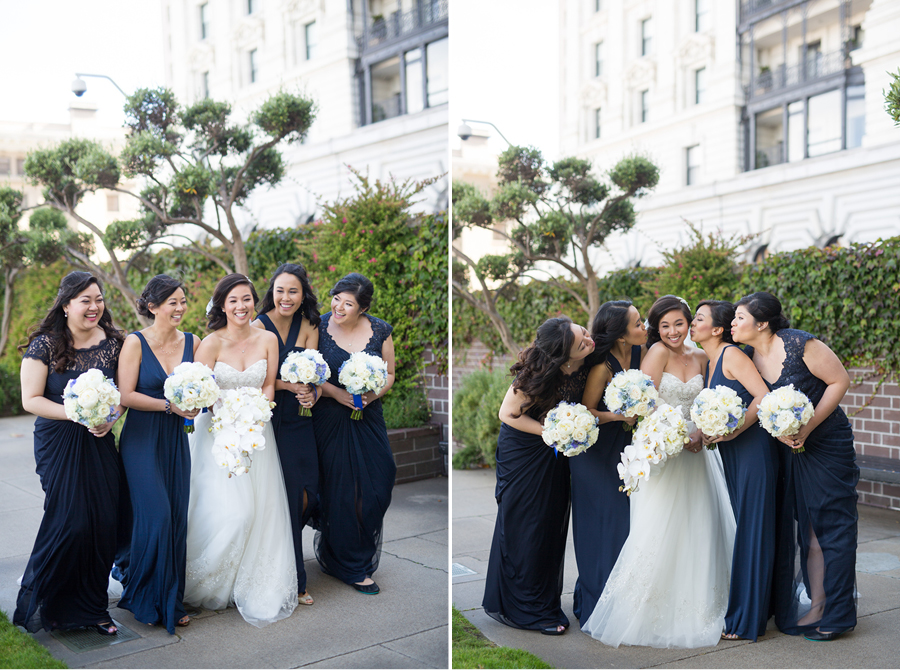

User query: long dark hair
[509,317,576,420]
[137,274,184,320]
[696,300,735,344]
[21,271,124,372]
[590,300,633,371]
[329,272,374,312]
[207,274,259,331]
[256,263,320,327]
[646,295,692,348]
[735,291,790,333]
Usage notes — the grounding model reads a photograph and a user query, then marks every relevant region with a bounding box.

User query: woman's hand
[684,430,703,453]
[88,417,119,438]
[296,384,319,409]
[332,386,367,411]
[170,404,200,420]
[620,414,637,426]
[282,381,306,396]
[701,432,725,446]
[781,422,813,450]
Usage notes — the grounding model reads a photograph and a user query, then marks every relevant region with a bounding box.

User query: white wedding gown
[582,372,737,648]
[184,360,297,627]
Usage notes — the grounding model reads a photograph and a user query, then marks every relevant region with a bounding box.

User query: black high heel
[804,627,854,641]
[92,621,118,636]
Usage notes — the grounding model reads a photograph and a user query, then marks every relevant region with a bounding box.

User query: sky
[0,0,165,127]
[451,0,560,158]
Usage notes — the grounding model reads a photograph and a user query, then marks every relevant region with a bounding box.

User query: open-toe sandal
[93,622,118,636]
[298,592,314,606]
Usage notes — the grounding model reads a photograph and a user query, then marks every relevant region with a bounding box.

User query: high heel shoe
[804,627,854,641]
[92,621,118,636]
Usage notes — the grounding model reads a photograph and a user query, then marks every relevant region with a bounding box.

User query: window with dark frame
[686,145,700,185]
[641,17,652,56]
[695,67,706,105]
[247,0,255,15]
[249,49,258,84]
[695,0,710,32]
[201,71,209,99]
[640,89,649,123]
[200,2,209,40]
[594,108,601,139]
[305,21,316,60]
[594,41,603,77]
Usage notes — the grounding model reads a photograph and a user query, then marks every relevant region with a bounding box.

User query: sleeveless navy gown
[259,313,319,595]
[707,345,779,641]
[14,335,123,633]
[570,346,639,624]
[312,313,396,584]
[115,332,193,634]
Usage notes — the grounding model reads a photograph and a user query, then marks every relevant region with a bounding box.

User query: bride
[582,295,736,648]
[184,273,297,626]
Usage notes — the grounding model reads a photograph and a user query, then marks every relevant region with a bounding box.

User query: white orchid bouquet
[280,350,331,416]
[603,369,659,431]
[209,387,275,477]
[758,384,815,453]
[618,403,690,495]
[338,352,388,419]
[541,401,600,457]
[62,368,121,429]
[163,361,220,433]
[690,385,747,450]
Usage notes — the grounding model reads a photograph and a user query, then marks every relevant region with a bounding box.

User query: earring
[63,311,68,317]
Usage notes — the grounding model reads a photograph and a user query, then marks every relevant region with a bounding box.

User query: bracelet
[165,400,171,414]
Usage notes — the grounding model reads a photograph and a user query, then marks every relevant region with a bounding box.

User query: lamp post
[456,118,512,146]
[71,73,129,98]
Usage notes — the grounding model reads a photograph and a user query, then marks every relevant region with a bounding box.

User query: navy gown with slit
[312,313,396,584]
[707,344,779,641]
[570,346,639,624]
[14,335,123,633]
[482,359,595,631]
[259,312,319,595]
[115,332,193,634]
[749,329,859,635]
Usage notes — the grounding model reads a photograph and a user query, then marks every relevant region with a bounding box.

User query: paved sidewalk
[0,414,449,669]
[453,467,900,669]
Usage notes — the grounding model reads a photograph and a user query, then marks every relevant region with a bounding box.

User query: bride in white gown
[184,274,297,627]
[583,296,736,648]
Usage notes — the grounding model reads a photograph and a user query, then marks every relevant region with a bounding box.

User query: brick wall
[422,346,449,441]
[389,425,444,484]
[451,340,513,391]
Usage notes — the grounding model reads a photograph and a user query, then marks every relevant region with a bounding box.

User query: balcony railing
[740,0,789,23]
[359,0,448,52]
[750,50,845,98]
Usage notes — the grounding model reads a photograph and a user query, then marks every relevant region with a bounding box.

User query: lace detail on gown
[214,360,267,389]
[659,373,704,424]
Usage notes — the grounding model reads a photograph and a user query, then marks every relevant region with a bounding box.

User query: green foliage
[382,386,430,430]
[608,154,661,197]
[0,357,23,416]
[24,139,119,209]
[452,368,510,468]
[0,609,67,668]
[124,87,181,143]
[252,90,317,144]
[450,180,491,232]
[885,69,900,126]
[597,266,662,317]
[452,606,552,669]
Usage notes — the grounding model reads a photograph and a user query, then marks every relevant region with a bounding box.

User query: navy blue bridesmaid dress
[14,335,123,633]
[259,312,319,596]
[115,332,193,634]
[570,346,640,624]
[483,361,594,631]
[312,313,396,584]
[707,344,779,641]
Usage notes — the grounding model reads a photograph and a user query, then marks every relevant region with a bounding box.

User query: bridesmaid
[574,300,646,624]
[733,291,858,641]
[313,273,396,594]
[115,275,199,633]
[14,271,124,635]
[691,300,778,641]
[483,317,596,635]
[252,263,321,606]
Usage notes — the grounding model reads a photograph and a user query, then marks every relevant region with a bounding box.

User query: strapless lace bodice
[214,360,267,390]
[659,372,704,421]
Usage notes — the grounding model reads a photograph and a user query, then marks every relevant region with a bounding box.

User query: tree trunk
[0,266,19,355]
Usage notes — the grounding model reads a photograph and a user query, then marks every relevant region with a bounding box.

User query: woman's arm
[262,330,279,403]
[118,334,163,412]
[498,385,543,436]
[582,364,634,425]
[789,339,851,446]
[640,342,668,390]
[20,358,67,421]
[712,347,770,443]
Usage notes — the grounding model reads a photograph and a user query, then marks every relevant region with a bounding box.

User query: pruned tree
[886,69,900,125]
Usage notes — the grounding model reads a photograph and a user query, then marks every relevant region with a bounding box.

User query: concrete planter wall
[390,425,445,484]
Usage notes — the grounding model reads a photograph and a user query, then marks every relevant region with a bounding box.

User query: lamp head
[457,122,473,141]
[72,77,87,97]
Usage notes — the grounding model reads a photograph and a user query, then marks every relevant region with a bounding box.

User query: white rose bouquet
[62,368,121,429]
[338,352,388,420]
[280,350,331,416]
[209,387,275,477]
[163,361,220,433]
[758,384,815,453]
[617,403,690,495]
[541,401,600,457]
[603,369,659,431]
[690,385,747,450]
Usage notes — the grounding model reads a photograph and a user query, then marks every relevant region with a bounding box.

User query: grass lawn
[0,610,67,669]
[452,607,552,669]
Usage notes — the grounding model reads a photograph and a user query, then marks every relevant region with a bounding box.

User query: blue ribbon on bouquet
[183,417,195,434]
[351,394,364,420]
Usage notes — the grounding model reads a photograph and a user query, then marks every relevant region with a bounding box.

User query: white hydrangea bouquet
[541,401,600,457]
[280,350,331,416]
[163,361,220,433]
[617,403,690,495]
[690,385,747,450]
[62,368,121,428]
[758,384,815,453]
[338,352,388,420]
[603,369,659,431]
[209,387,275,477]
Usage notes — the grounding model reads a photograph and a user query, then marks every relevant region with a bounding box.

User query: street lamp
[457,119,512,146]
[71,73,129,98]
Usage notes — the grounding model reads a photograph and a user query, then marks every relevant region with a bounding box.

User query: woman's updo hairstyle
[510,316,576,420]
[735,291,791,333]
[330,273,374,313]
[590,300,633,370]
[646,295,692,348]
[137,275,184,320]
[256,263,321,326]
[696,300,736,344]
[207,274,259,331]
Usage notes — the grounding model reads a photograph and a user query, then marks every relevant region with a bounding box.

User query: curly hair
[735,291,790,333]
[256,263,321,327]
[509,317,576,420]
[207,274,259,331]
[696,300,736,344]
[136,274,184,320]
[646,295,692,348]
[590,300,634,371]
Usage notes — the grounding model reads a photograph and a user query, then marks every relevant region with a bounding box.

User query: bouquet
[280,350,331,416]
[338,352,388,419]
[603,369,659,431]
[758,384,815,453]
[617,403,690,495]
[163,361,220,433]
[63,368,121,428]
[690,385,747,450]
[541,401,600,457]
[209,387,275,477]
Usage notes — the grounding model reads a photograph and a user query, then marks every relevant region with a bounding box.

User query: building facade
[560,0,900,268]
[161,0,448,230]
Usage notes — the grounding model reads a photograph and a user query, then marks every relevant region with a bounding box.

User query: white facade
[161,0,448,231]
[560,0,900,269]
